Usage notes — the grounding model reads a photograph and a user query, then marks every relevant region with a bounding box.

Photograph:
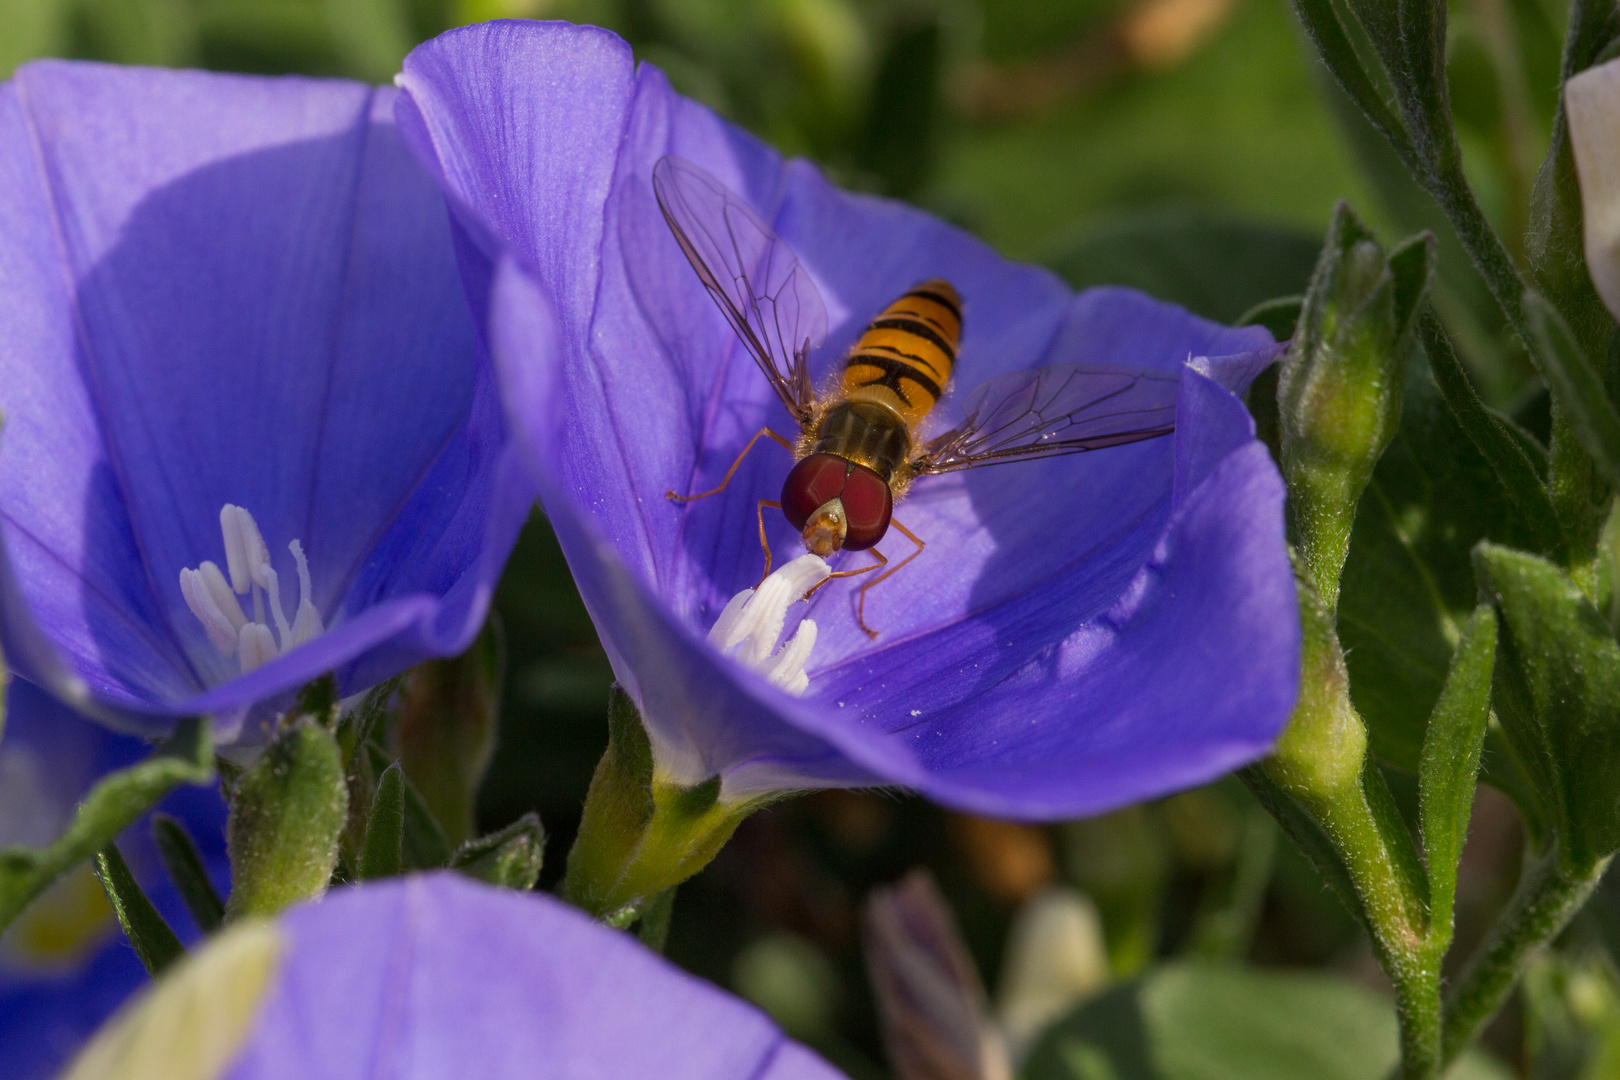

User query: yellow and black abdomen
[841,279,961,430]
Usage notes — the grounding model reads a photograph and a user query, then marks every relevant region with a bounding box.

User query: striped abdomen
[841,279,961,430]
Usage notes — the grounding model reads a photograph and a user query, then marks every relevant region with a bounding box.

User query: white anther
[186,504,330,677]
[237,622,278,673]
[288,540,324,646]
[706,553,829,697]
[220,505,269,594]
[259,562,293,654]
[180,567,240,657]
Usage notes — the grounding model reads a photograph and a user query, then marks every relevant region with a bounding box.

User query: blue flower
[398,21,1300,819]
[64,873,842,1080]
[0,680,227,1080]
[0,61,531,740]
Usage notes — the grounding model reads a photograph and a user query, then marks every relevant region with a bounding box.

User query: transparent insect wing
[918,363,1180,474]
[652,156,828,421]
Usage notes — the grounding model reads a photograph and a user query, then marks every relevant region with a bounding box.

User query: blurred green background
[9,0,1610,1076]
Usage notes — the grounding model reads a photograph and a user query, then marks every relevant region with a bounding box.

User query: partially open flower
[0,61,531,740]
[398,22,1299,818]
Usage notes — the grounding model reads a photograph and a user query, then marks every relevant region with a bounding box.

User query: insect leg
[755,499,783,588]
[667,427,795,502]
[856,518,926,639]
[802,549,885,602]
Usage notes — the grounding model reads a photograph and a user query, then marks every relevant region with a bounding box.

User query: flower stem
[1440,846,1611,1066]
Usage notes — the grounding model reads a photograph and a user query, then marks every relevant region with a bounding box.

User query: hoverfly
[655,156,1181,638]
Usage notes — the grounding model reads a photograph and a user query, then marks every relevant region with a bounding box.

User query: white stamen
[259,561,293,652]
[197,561,247,631]
[706,553,829,697]
[237,622,278,673]
[288,540,324,646]
[220,504,269,594]
[179,567,239,657]
[182,505,329,677]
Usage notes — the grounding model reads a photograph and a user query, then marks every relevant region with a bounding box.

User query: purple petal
[0,61,529,731]
[224,874,843,1080]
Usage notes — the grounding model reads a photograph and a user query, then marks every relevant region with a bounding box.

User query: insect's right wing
[915,363,1179,474]
[652,156,826,425]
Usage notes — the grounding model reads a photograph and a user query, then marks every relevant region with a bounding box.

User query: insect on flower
[656,156,1183,637]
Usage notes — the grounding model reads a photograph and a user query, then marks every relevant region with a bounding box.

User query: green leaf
[451,812,544,891]
[1416,605,1496,935]
[1044,210,1322,325]
[225,718,347,921]
[1475,543,1620,874]
[1022,961,1510,1080]
[1523,290,1620,492]
[1292,0,1417,169]
[0,716,213,935]
[358,762,404,880]
[151,813,224,934]
[636,887,675,953]
[92,843,184,977]
[1415,310,1561,555]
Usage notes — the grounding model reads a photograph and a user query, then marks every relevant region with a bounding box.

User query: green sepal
[1416,606,1496,937]
[397,619,503,848]
[451,812,544,891]
[1474,542,1620,875]
[93,842,184,977]
[1279,205,1433,610]
[151,813,224,934]
[1523,291,1620,493]
[363,740,451,870]
[357,762,404,880]
[0,716,212,935]
[562,686,763,918]
[224,717,347,921]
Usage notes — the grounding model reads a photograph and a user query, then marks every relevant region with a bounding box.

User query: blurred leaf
[73,0,198,66]
[1337,342,1535,775]
[1022,962,1512,1080]
[93,843,184,976]
[358,761,405,880]
[319,0,412,82]
[1045,210,1321,325]
[1476,542,1620,875]
[398,618,502,847]
[1,0,69,77]
[152,812,225,934]
[1416,604,1495,933]
[364,740,451,870]
[0,716,212,935]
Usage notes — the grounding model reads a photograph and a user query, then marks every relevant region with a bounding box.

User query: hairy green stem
[1441,846,1610,1065]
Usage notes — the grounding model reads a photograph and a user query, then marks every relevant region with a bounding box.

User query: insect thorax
[807,400,911,485]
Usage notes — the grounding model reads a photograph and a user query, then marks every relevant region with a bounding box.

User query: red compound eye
[838,463,892,550]
[781,454,849,532]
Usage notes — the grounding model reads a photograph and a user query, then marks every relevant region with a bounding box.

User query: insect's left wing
[653,156,826,424]
[915,363,1179,474]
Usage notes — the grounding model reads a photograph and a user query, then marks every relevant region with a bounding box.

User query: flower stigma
[179,504,326,675]
[706,553,830,696]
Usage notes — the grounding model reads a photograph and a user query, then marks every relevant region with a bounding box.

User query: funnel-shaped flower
[1,680,228,1080]
[398,21,1299,819]
[63,873,841,1080]
[0,61,530,740]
